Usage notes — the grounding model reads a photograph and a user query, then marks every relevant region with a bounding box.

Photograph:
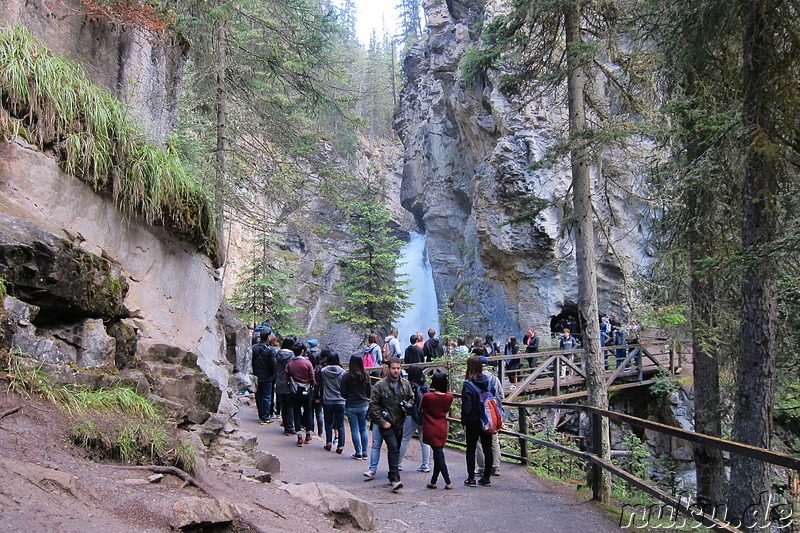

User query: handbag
[290,376,311,395]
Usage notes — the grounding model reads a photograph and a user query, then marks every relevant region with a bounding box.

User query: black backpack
[410,382,429,425]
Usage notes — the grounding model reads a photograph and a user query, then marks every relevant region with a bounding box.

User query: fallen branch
[117,465,212,495]
[0,406,21,420]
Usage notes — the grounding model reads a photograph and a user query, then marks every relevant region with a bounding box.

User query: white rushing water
[393,232,439,346]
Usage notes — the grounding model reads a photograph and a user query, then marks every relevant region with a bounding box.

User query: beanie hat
[308,339,318,347]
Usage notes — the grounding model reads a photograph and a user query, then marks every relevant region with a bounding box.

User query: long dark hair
[407,364,425,385]
[347,355,369,386]
[466,355,483,381]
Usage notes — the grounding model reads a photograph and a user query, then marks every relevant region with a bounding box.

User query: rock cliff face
[394,0,654,338]
[0,2,247,420]
[0,0,186,143]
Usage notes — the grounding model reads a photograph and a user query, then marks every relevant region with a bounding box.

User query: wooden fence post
[591,412,603,500]
[518,405,528,465]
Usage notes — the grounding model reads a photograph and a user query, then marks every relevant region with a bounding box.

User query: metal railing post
[554,358,561,396]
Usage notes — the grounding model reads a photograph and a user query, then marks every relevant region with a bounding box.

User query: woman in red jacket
[420,371,454,490]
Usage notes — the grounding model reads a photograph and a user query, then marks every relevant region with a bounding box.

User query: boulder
[171,496,235,530]
[281,482,374,531]
[0,213,128,322]
[251,450,280,474]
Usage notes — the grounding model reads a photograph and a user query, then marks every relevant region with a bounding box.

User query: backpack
[410,382,429,425]
[381,340,391,362]
[467,381,503,434]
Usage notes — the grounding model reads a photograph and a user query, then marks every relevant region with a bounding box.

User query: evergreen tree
[229,234,303,335]
[329,190,411,336]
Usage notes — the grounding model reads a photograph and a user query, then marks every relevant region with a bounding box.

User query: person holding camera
[368,357,414,492]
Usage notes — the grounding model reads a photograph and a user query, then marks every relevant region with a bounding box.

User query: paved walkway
[238,403,622,532]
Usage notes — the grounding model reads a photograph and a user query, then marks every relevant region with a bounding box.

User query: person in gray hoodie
[317,351,346,453]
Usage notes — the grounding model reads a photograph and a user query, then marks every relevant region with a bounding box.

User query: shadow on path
[238,403,621,532]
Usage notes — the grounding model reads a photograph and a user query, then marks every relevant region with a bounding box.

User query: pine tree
[329,192,411,336]
[229,234,303,335]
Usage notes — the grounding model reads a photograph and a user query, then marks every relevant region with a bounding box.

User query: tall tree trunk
[728,0,779,528]
[565,1,610,503]
[688,190,726,508]
[214,13,228,209]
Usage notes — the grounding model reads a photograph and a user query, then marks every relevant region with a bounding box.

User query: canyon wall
[0,0,248,419]
[395,0,654,340]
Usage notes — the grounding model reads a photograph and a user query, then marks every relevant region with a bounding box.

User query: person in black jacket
[461,355,495,487]
[423,329,444,362]
[251,329,277,424]
[403,333,424,364]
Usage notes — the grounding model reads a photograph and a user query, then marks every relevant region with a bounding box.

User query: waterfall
[393,232,439,345]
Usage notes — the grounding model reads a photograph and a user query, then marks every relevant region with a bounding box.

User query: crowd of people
[249,315,639,493]
[250,324,504,492]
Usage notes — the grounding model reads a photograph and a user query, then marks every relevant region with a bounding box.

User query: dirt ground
[0,387,624,532]
[0,390,352,533]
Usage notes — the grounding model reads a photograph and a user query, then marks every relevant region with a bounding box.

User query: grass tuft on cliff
[0,26,219,262]
[2,350,197,472]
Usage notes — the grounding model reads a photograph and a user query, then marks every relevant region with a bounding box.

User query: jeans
[346,405,369,456]
[288,391,312,434]
[312,400,324,435]
[379,423,404,482]
[431,446,451,485]
[255,379,274,422]
[368,423,383,473]
[323,403,346,449]
[465,420,493,481]
[399,416,430,469]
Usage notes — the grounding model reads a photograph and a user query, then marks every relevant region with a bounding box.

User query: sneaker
[363,471,376,479]
[336,448,344,454]
[259,419,271,424]
[305,433,313,444]
[324,444,332,451]
[398,465,403,471]
[351,453,362,460]
[464,479,476,487]
[391,481,403,492]
[296,435,304,447]
[360,453,368,459]
[284,431,294,436]
[492,469,500,477]
[478,478,492,487]
[426,483,437,489]
[445,483,453,490]
[416,466,431,473]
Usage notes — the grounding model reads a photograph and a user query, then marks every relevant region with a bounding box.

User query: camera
[399,400,413,412]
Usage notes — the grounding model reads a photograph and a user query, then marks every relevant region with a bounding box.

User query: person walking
[318,351,346,453]
[275,337,296,434]
[285,342,315,447]
[421,370,454,490]
[423,329,444,362]
[342,355,372,461]
[251,329,277,424]
[368,358,414,492]
[504,336,520,384]
[461,355,495,487]
[398,364,431,473]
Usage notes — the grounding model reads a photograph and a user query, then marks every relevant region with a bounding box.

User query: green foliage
[329,194,410,335]
[641,305,687,327]
[526,419,583,484]
[612,430,651,497]
[229,233,303,334]
[0,277,6,301]
[648,368,679,404]
[438,302,466,346]
[0,26,219,259]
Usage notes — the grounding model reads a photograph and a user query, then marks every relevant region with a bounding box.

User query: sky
[350,0,400,45]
